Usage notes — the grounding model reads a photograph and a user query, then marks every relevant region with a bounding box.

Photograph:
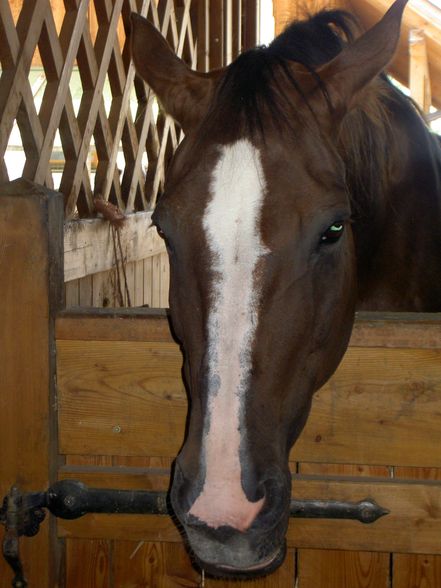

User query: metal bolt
[63,495,75,508]
[112,425,122,434]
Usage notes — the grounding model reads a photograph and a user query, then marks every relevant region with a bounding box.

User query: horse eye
[320,222,344,244]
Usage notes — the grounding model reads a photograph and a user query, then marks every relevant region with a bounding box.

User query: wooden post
[243,0,259,50]
[0,179,64,587]
[409,28,432,113]
[273,0,297,35]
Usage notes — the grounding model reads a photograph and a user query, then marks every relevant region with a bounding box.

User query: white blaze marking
[189,139,268,531]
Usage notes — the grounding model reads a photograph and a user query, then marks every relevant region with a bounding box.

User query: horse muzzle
[170,463,291,577]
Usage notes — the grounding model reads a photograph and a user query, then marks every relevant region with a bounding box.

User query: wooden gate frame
[2,180,441,586]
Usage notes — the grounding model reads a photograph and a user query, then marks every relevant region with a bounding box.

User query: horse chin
[182,520,288,579]
[192,541,287,579]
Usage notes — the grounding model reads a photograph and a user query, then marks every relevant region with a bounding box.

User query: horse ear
[130,14,221,132]
[317,0,408,116]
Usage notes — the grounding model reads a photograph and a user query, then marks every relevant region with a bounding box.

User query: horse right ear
[316,0,408,121]
[130,14,222,133]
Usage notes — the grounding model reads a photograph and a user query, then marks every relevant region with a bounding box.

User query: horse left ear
[130,14,222,133]
[317,0,408,117]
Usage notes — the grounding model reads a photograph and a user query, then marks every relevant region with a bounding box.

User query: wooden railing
[1,0,258,220]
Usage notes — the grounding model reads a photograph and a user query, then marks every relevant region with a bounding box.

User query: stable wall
[2,176,441,588]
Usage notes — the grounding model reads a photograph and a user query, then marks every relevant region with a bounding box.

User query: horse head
[131,0,408,577]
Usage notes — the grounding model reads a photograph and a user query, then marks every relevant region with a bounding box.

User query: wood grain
[57,339,186,457]
[392,554,441,588]
[56,309,441,345]
[57,333,441,467]
[350,312,441,348]
[288,475,441,554]
[113,541,200,587]
[392,467,441,588]
[65,539,111,588]
[293,346,441,467]
[0,180,63,588]
[56,308,173,341]
[297,463,390,588]
[298,549,390,588]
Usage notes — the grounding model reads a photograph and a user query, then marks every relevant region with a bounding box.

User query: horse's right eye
[320,222,345,245]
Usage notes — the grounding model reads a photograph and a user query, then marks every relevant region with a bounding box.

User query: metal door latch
[1,480,389,587]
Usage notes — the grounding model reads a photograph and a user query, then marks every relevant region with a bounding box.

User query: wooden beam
[56,311,441,466]
[56,308,172,342]
[349,0,441,108]
[409,28,432,113]
[64,212,165,282]
[0,179,64,587]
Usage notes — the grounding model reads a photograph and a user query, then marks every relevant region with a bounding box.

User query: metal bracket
[1,480,389,587]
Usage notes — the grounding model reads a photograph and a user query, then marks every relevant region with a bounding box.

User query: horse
[131,0,441,578]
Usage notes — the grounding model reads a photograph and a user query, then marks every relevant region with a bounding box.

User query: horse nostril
[251,473,291,526]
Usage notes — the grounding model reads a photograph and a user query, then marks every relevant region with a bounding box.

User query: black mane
[268,9,357,65]
[211,10,359,134]
[209,9,440,224]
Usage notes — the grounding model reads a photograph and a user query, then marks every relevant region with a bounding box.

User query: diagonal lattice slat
[1,0,258,219]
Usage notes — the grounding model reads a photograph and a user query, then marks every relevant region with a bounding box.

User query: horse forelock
[197,9,432,226]
[204,9,359,138]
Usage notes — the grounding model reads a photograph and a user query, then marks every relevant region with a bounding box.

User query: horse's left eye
[320,222,344,244]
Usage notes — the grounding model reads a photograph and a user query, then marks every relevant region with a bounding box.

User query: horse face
[152,125,356,575]
[131,0,408,576]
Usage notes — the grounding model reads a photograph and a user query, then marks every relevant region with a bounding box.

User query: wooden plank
[57,331,441,467]
[56,308,173,342]
[273,0,298,35]
[243,0,258,49]
[112,541,201,587]
[143,256,153,307]
[197,0,210,72]
[409,28,432,113]
[65,279,80,307]
[350,312,441,349]
[159,252,170,308]
[392,553,441,588]
[55,310,441,346]
[298,549,390,588]
[293,346,441,467]
[79,274,93,307]
[64,213,165,282]
[392,467,441,588]
[209,0,224,68]
[56,470,441,555]
[0,179,64,588]
[123,259,135,307]
[288,476,441,554]
[134,259,144,307]
[65,539,111,588]
[57,340,186,457]
[57,310,441,349]
[92,270,116,308]
[297,464,390,588]
[151,252,162,308]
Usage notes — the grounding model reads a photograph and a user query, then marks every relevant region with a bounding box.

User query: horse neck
[340,83,441,312]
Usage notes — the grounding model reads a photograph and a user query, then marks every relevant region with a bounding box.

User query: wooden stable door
[3,181,441,587]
